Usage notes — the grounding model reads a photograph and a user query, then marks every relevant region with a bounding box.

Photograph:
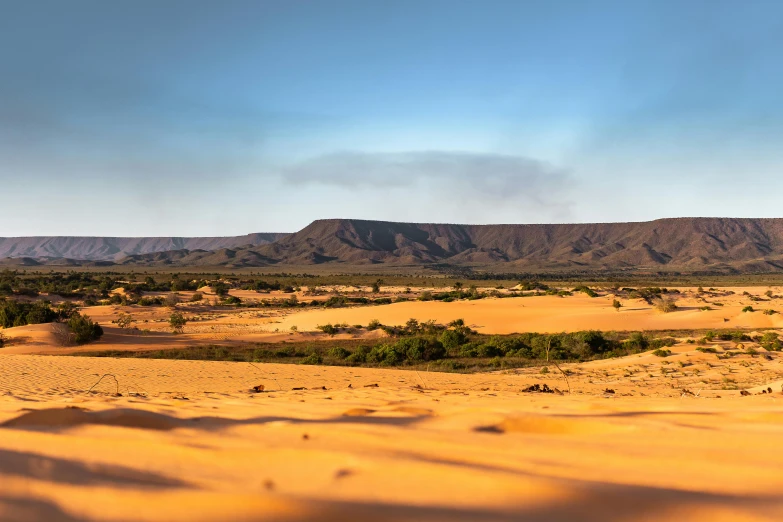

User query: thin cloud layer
[282,151,571,213]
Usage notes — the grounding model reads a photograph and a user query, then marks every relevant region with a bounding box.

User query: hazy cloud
[282,151,571,212]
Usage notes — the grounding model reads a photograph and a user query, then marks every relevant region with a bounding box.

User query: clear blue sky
[1,0,781,235]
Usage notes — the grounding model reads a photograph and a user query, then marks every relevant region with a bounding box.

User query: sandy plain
[1,285,783,521]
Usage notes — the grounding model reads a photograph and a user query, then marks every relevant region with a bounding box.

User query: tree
[612,299,622,312]
[212,281,230,297]
[169,312,187,334]
[453,281,463,291]
[371,279,382,293]
[116,312,135,329]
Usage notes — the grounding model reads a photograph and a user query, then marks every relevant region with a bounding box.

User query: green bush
[652,348,672,357]
[67,313,104,344]
[439,329,467,349]
[317,324,337,335]
[300,352,323,365]
[169,312,187,334]
[0,299,60,328]
[328,346,351,359]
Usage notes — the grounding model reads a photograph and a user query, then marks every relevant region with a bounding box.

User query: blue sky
[1,0,782,235]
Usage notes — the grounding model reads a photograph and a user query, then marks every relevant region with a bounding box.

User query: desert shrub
[742,306,755,313]
[323,296,347,308]
[696,347,719,353]
[573,285,598,297]
[649,337,676,349]
[653,297,678,313]
[366,319,382,331]
[116,312,135,329]
[0,332,5,348]
[623,332,649,352]
[67,313,104,344]
[0,299,59,328]
[612,299,622,311]
[190,292,203,302]
[317,323,337,335]
[652,348,672,357]
[300,352,323,365]
[165,293,181,307]
[222,295,242,305]
[763,309,777,315]
[169,312,187,334]
[138,296,164,306]
[212,281,230,297]
[760,332,782,351]
[366,343,405,365]
[418,291,433,301]
[439,329,467,349]
[327,346,351,359]
[345,346,371,364]
[396,337,446,362]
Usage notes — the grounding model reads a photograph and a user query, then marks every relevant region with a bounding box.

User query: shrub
[165,293,181,307]
[328,346,351,359]
[760,332,782,351]
[138,296,164,306]
[0,299,59,328]
[190,292,203,302]
[612,299,622,311]
[300,352,323,365]
[116,312,135,329]
[652,348,672,357]
[67,313,104,345]
[212,281,230,297]
[169,312,187,334]
[742,306,755,313]
[317,324,337,336]
[649,337,676,349]
[0,331,5,348]
[653,297,678,313]
[222,295,242,305]
[439,329,467,349]
[396,337,446,362]
[573,285,598,297]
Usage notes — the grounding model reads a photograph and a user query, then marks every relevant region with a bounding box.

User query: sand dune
[1,353,782,521]
[278,290,783,334]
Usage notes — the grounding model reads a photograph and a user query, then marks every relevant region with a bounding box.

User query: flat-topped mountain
[0,233,288,262]
[113,218,783,272]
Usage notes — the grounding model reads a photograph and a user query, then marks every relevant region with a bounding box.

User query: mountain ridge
[0,233,288,262]
[106,217,783,272]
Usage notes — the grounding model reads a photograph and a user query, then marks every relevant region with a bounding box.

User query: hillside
[113,218,783,272]
[0,233,288,262]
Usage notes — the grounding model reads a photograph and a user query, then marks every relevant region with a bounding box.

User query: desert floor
[1,351,782,521]
[2,286,783,520]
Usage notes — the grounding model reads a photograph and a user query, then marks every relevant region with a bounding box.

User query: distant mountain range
[0,233,287,263]
[4,218,783,272]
